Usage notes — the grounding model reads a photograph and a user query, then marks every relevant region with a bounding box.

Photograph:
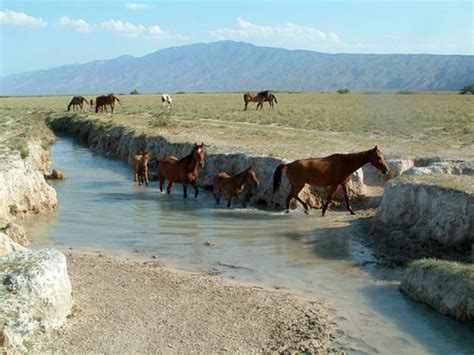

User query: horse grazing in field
[213,167,260,208]
[161,94,173,108]
[133,151,149,186]
[67,96,89,111]
[243,91,277,110]
[158,143,205,198]
[273,146,389,215]
[95,94,121,113]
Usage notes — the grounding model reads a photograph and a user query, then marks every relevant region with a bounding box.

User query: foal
[133,151,149,186]
[213,167,260,208]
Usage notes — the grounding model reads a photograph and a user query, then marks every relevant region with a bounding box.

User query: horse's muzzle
[200,161,205,168]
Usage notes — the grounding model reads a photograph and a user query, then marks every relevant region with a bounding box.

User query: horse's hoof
[285,209,290,214]
[350,211,356,215]
[304,210,309,215]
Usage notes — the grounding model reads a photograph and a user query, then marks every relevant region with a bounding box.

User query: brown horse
[243,90,277,110]
[133,151,149,186]
[158,143,205,198]
[67,96,89,111]
[213,167,260,208]
[273,146,389,215]
[95,94,121,113]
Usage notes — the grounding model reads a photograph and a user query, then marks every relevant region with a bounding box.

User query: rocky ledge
[400,259,474,322]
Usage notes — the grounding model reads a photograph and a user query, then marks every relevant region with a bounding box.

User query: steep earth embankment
[48,115,412,211]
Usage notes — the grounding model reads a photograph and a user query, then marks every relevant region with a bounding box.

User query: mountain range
[1,40,473,95]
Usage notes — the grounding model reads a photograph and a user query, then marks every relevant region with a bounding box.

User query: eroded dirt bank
[48,114,406,210]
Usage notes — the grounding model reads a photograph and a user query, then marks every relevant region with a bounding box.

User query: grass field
[1,92,473,161]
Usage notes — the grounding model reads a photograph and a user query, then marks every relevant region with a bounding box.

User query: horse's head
[245,168,260,187]
[90,99,94,106]
[193,143,205,168]
[141,152,149,173]
[369,146,389,174]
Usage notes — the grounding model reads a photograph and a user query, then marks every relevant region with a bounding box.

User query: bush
[149,111,175,128]
[130,89,140,95]
[397,90,416,95]
[336,88,350,94]
[459,84,474,95]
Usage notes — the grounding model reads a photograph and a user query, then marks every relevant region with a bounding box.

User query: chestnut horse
[67,96,89,111]
[243,90,277,110]
[95,94,121,113]
[273,146,389,215]
[213,167,260,208]
[133,151,149,186]
[158,143,205,198]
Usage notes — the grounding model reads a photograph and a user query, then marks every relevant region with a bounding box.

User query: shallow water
[22,137,474,354]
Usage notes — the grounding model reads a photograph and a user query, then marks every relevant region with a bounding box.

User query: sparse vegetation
[336,89,350,94]
[130,89,140,95]
[0,92,473,161]
[397,90,416,95]
[460,83,474,95]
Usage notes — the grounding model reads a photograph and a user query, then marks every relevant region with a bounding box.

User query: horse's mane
[258,90,269,96]
[178,150,194,166]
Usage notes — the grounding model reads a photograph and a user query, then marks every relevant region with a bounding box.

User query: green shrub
[397,90,416,95]
[459,84,474,94]
[130,89,140,95]
[336,88,350,94]
[149,111,175,128]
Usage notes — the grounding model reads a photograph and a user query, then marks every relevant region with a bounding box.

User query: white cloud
[211,18,340,44]
[125,3,151,10]
[0,9,47,28]
[148,25,165,37]
[101,20,146,37]
[58,16,93,33]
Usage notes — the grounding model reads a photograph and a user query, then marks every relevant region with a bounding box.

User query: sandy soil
[37,252,343,353]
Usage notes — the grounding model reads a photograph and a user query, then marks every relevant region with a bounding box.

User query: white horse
[161,94,173,108]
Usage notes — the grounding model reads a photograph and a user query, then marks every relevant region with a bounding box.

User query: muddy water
[22,137,474,354]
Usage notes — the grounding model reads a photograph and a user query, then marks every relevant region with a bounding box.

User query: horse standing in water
[243,91,277,110]
[133,151,149,186]
[213,167,260,208]
[158,143,205,198]
[273,146,389,215]
[67,96,89,111]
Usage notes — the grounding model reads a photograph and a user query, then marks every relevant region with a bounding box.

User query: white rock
[0,249,73,352]
[378,179,474,246]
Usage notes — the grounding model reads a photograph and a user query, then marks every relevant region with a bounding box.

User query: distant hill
[1,41,473,95]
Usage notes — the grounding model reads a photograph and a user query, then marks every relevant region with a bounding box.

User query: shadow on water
[21,135,474,354]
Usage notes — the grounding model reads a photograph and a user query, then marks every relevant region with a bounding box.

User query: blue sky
[1,0,472,76]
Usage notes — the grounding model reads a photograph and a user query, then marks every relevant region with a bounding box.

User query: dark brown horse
[213,167,260,208]
[158,143,205,198]
[95,94,121,113]
[67,96,89,111]
[133,151,149,186]
[273,146,389,215]
[243,90,277,110]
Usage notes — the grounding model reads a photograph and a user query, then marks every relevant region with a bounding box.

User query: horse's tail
[114,96,121,105]
[273,94,278,104]
[243,93,248,103]
[273,163,287,194]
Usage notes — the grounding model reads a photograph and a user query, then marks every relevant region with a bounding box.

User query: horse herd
[67,90,278,113]
[132,144,390,215]
[67,91,390,214]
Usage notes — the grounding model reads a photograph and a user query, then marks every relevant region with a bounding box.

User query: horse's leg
[145,172,149,186]
[285,184,304,213]
[322,184,339,216]
[191,180,199,198]
[183,184,189,198]
[213,188,221,205]
[295,196,309,215]
[341,182,355,215]
[167,181,174,194]
[159,175,165,192]
[227,194,232,208]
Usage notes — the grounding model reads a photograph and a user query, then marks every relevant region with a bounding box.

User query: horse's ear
[374,145,378,150]
[201,142,204,147]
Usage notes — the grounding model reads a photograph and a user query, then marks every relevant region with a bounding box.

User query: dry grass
[1,92,473,160]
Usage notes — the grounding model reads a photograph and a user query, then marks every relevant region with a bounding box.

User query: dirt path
[38,252,342,353]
